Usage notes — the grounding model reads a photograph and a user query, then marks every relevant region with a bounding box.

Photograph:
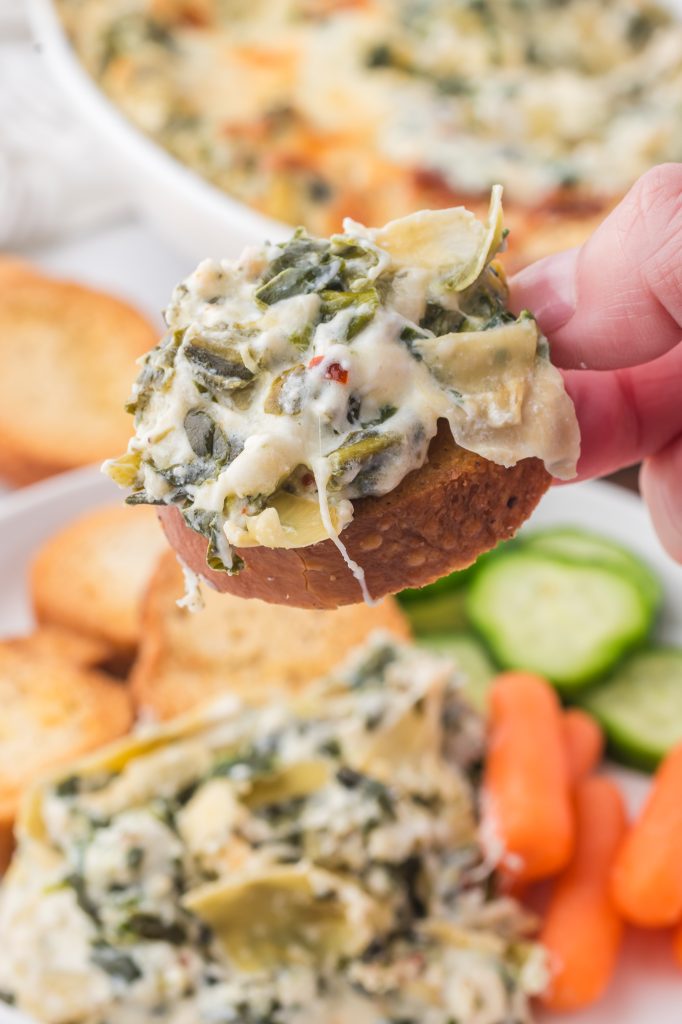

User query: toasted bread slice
[0,255,39,286]
[31,505,167,659]
[0,640,132,870]
[6,626,113,669]
[0,269,157,485]
[160,423,550,610]
[131,551,412,720]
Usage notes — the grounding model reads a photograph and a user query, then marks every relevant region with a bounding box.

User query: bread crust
[160,422,551,610]
[6,627,113,670]
[0,639,133,872]
[131,551,412,720]
[31,505,167,657]
[0,268,156,484]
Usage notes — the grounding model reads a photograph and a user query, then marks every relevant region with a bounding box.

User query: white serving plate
[0,469,681,1021]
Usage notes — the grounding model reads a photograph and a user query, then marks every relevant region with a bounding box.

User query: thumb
[510,164,682,370]
[640,436,682,564]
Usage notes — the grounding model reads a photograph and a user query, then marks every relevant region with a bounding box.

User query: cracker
[0,269,157,484]
[31,505,167,657]
[131,551,412,720]
[0,640,132,870]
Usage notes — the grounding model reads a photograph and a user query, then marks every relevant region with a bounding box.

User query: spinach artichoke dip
[0,637,548,1024]
[105,193,579,597]
[58,0,682,237]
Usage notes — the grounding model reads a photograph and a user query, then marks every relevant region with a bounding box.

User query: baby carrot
[540,776,627,1011]
[612,742,682,927]
[563,708,604,784]
[483,672,574,883]
[673,921,682,968]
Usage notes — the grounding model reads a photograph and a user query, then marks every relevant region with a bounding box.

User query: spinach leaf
[335,767,395,820]
[91,942,142,983]
[256,259,343,306]
[328,430,400,493]
[125,491,167,507]
[158,461,219,488]
[181,509,244,575]
[55,775,81,798]
[99,14,175,73]
[256,230,379,307]
[185,340,254,390]
[123,913,188,945]
[419,303,465,336]
[211,745,278,781]
[64,872,101,925]
[126,847,145,871]
[126,329,183,416]
[348,643,397,688]
[184,409,231,462]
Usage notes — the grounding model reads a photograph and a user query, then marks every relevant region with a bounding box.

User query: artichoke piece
[414,317,539,394]
[183,865,388,970]
[372,186,504,290]
[184,338,254,390]
[349,683,446,780]
[419,918,507,956]
[328,431,401,492]
[244,760,331,809]
[105,450,141,488]
[264,365,306,415]
[227,491,347,550]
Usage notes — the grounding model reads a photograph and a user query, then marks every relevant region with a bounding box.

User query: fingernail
[512,247,578,336]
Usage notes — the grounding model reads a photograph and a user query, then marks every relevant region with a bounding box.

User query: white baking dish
[27,0,289,261]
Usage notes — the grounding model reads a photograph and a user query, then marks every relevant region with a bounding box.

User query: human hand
[511,164,682,563]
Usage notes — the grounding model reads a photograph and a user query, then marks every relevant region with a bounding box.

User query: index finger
[510,164,682,371]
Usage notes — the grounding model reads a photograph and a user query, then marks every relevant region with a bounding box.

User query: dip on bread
[106,192,579,597]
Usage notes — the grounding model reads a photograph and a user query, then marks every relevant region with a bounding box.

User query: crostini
[106,190,579,607]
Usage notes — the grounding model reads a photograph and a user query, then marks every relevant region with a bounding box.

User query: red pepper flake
[301,472,315,488]
[308,355,324,368]
[325,362,349,384]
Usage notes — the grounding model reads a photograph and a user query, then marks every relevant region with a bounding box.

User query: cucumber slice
[419,633,496,713]
[398,564,477,605]
[582,649,682,771]
[525,527,662,613]
[401,589,469,634]
[467,551,654,690]
[398,541,520,606]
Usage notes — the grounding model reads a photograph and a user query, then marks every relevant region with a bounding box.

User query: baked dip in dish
[0,637,547,1024]
[55,0,682,265]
